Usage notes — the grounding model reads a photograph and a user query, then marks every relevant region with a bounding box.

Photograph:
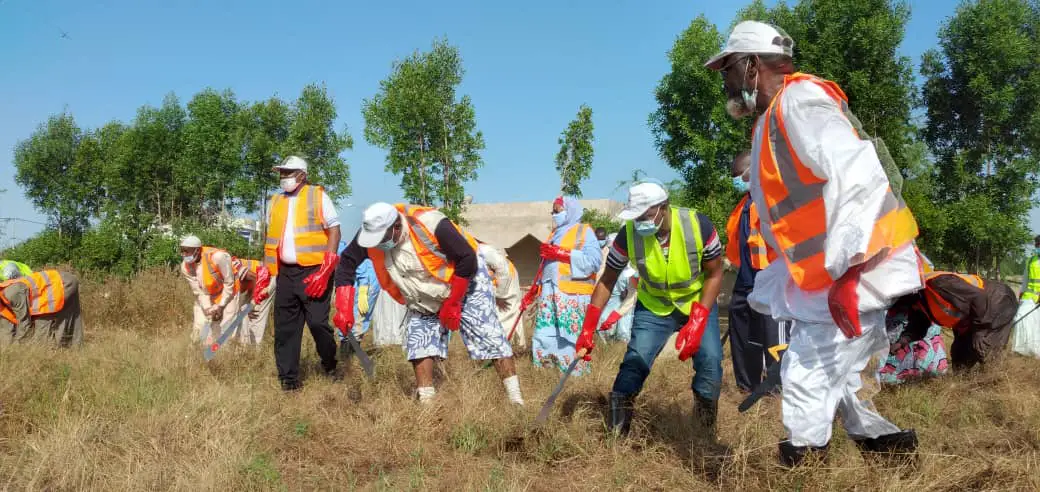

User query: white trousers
[782,311,901,447]
[238,289,272,345]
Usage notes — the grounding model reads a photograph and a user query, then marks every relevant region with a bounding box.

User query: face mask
[552,211,567,228]
[280,176,299,193]
[733,177,749,193]
[598,239,608,248]
[741,58,759,113]
[376,228,400,251]
[182,254,196,264]
[634,208,662,237]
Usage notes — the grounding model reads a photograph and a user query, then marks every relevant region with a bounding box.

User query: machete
[340,330,375,379]
[534,357,582,425]
[204,302,252,361]
[738,343,787,412]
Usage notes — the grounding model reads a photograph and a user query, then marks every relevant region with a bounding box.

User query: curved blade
[204,303,252,361]
[535,358,581,425]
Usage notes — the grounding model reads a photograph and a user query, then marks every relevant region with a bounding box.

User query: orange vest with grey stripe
[0,270,65,324]
[232,258,261,292]
[199,247,240,304]
[757,73,919,291]
[264,184,328,276]
[725,194,775,270]
[368,204,479,305]
[548,224,598,295]
[920,271,984,331]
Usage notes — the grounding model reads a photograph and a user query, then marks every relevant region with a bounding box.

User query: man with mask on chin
[574,182,725,438]
[332,202,524,406]
[258,155,342,392]
[706,21,922,466]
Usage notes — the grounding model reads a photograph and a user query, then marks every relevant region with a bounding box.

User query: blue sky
[2,0,1010,243]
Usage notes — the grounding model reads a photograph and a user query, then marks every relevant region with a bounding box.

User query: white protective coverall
[478,243,524,347]
[1012,257,1040,358]
[747,79,922,448]
[181,252,240,344]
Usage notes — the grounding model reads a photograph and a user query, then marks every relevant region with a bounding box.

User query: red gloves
[253,265,271,304]
[540,243,571,263]
[303,251,338,298]
[676,302,709,361]
[599,311,622,331]
[520,282,540,312]
[332,285,356,338]
[575,304,602,361]
[829,263,864,339]
[439,275,470,331]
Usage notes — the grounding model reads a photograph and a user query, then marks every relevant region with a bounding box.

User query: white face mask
[182,254,196,264]
[280,176,299,193]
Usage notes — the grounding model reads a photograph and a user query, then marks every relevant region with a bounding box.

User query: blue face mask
[733,177,749,193]
[1035,247,1040,257]
[376,238,397,251]
[634,221,659,237]
[552,211,567,228]
[598,239,608,248]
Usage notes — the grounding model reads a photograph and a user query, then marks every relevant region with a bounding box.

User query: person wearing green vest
[1011,235,1040,357]
[575,181,724,437]
[0,260,32,282]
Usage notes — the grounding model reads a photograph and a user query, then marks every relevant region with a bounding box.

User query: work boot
[853,429,918,466]
[338,338,354,361]
[281,379,302,393]
[778,440,829,468]
[693,394,718,436]
[608,392,635,437]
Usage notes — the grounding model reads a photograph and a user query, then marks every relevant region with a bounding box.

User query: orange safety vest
[369,204,479,304]
[549,224,598,295]
[233,258,261,291]
[199,247,241,304]
[757,73,919,291]
[725,194,776,270]
[0,270,65,323]
[264,184,329,276]
[920,271,984,329]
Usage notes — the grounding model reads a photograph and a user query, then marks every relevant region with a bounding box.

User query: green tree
[362,38,485,221]
[920,0,1040,276]
[13,114,93,236]
[285,83,353,201]
[182,89,242,220]
[234,97,291,234]
[555,105,595,197]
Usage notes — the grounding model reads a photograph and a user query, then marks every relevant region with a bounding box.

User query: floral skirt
[878,324,949,384]
[531,287,591,376]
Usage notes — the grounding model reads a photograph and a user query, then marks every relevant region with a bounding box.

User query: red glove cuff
[581,304,603,336]
[447,275,470,301]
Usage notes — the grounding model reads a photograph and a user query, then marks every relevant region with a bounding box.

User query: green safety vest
[1024,256,1040,302]
[625,207,705,316]
[0,260,32,282]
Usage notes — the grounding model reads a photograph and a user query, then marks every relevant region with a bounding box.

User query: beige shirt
[479,243,521,303]
[383,210,452,315]
[181,250,235,310]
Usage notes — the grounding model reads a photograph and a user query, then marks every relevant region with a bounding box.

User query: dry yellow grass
[2,269,1040,491]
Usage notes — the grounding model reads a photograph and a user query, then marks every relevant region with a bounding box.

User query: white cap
[358,202,400,248]
[704,21,794,70]
[618,182,669,221]
[179,235,202,248]
[273,155,308,172]
[2,263,22,280]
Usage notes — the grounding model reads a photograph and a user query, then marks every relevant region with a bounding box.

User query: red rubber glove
[575,304,602,361]
[539,243,571,263]
[252,265,272,304]
[599,311,622,331]
[439,275,470,331]
[676,302,709,361]
[303,251,338,298]
[520,282,540,312]
[829,263,864,339]
[332,285,356,338]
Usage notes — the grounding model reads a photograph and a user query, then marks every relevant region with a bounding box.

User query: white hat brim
[617,208,644,221]
[704,50,732,70]
[357,228,389,248]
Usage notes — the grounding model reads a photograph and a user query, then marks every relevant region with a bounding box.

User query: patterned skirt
[531,286,591,376]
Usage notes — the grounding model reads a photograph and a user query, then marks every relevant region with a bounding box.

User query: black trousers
[728,289,789,391]
[274,263,338,387]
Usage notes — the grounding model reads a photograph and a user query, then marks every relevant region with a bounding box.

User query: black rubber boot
[693,394,718,436]
[608,392,635,437]
[778,440,829,468]
[853,429,918,466]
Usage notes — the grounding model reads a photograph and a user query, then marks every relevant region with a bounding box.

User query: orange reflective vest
[264,184,329,276]
[0,270,65,324]
[549,224,597,295]
[232,258,261,291]
[757,73,919,291]
[199,247,240,304]
[369,204,479,304]
[921,271,984,329]
[725,194,775,270]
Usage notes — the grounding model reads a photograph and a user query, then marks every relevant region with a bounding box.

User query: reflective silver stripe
[785,232,825,264]
[265,237,279,245]
[766,108,825,223]
[295,224,325,233]
[296,245,327,253]
[637,282,698,306]
[749,246,769,257]
[404,210,448,262]
[25,273,56,313]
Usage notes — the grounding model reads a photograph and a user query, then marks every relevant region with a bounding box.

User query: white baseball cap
[704,21,794,70]
[273,155,308,172]
[618,182,669,221]
[179,235,202,248]
[357,202,400,248]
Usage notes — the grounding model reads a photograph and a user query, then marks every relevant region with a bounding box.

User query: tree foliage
[362,38,485,222]
[555,105,595,197]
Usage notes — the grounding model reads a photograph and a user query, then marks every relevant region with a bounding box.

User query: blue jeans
[611,301,723,400]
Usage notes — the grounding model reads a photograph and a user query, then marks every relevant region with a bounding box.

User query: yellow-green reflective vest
[625,207,705,316]
[1024,256,1040,302]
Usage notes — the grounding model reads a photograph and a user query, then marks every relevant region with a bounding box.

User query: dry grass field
[2,269,1039,491]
